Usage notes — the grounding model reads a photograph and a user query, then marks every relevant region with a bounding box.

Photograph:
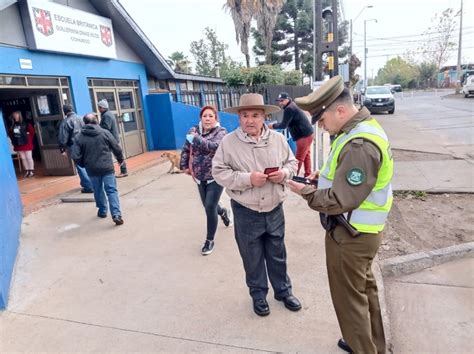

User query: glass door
[32,89,75,176]
[94,89,144,158]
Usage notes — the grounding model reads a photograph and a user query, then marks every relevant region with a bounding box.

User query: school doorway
[88,79,147,158]
[0,75,75,178]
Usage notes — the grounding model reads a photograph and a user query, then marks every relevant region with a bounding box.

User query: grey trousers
[231,200,292,300]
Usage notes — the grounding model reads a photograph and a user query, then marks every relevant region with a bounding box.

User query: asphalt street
[389,90,474,158]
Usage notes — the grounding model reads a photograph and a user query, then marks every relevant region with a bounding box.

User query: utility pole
[313,0,323,82]
[456,0,463,94]
[363,18,377,89]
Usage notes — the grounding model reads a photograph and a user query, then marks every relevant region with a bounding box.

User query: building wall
[0,108,22,310]
[146,93,240,150]
[0,1,142,63]
[0,45,154,150]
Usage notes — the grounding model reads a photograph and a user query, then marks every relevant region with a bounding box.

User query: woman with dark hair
[180,106,231,255]
[9,111,35,178]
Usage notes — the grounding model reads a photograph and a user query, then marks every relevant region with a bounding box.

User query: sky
[120,0,474,79]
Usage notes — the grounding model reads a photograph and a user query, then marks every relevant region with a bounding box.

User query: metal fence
[168,84,311,112]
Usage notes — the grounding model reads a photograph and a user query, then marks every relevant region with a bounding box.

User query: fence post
[216,89,222,111]
[175,81,182,103]
[199,83,205,107]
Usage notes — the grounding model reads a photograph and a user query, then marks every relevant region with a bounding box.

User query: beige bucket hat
[224,93,280,114]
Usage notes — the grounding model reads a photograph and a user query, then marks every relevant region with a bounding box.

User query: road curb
[375,242,474,353]
[372,260,393,353]
[379,242,474,277]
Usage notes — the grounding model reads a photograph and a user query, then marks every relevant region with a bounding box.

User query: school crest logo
[33,7,54,36]
[100,25,113,47]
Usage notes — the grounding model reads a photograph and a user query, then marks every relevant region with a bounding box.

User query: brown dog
[161,151,183,174]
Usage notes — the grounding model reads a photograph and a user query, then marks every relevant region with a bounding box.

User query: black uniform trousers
[231,200,292,300]
[326,224,386,354]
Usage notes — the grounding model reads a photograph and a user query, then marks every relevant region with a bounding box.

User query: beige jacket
[212,126,297,212]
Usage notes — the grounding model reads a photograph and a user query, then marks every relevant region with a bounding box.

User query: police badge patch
[346,168,366,186]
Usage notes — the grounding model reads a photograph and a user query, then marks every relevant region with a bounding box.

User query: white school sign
[21,0,116,59]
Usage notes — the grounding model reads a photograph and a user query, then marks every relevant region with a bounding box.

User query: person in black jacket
[97,99,128,178]
[269,92,314,177]
[58,104,93,193]
[72,113,125,225]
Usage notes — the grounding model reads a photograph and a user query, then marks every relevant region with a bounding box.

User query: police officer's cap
[294,75,344,124]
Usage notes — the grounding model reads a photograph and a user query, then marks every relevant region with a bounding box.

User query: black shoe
[274,294,302,311]
[116,172,128,178]
[81,188,93,193]
[337,338,353,353]
[97,211,107,218]
[220,208,233,227]
[201,240,214,255]
[253,298,270,316]
[112,216,124,225]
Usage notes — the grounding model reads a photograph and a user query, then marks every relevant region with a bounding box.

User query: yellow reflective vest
[318,119,394,234]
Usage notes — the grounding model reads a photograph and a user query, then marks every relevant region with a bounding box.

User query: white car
[462,75,474,98]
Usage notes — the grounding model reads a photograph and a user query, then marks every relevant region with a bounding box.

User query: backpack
[12,124,28,146]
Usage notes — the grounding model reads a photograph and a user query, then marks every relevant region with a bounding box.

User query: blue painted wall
[0,107,22,310]
[0,45,154,150]
[146,93,240,150]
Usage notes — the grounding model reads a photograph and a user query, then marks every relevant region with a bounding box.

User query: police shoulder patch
[346,167,366,186]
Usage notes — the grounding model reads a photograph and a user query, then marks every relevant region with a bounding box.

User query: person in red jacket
[9,111,35,178]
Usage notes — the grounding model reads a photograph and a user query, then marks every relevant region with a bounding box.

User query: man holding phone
[213,93,300,317]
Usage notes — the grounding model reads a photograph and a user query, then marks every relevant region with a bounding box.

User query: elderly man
[212,93,301,317]
[58,104,93,193]
[73,113,125,225]
[97,99,128,178]
[288,76,393,354]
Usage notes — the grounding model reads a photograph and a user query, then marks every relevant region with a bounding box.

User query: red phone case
[264,167,279,174]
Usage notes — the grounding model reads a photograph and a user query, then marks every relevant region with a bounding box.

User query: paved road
[389,90,474,158]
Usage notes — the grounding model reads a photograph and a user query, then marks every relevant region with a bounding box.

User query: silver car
[363,86,395,114]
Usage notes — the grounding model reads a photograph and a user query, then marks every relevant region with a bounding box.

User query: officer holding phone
[288,76,393,354]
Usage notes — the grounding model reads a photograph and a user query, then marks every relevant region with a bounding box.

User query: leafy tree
[190,27,234,76]
[417,61,438,88]
[167,51,191,73]
[283,70,303,85]
[222,65,286,87]
[375,57,418,88]
[419,8,459,69]
[251,0,354,80]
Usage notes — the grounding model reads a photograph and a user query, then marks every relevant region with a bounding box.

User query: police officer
[288,76,393,354]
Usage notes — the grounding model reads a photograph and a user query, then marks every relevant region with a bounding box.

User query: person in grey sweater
[98,99,128,178]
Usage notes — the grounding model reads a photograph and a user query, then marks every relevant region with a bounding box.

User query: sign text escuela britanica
[23,0,116,59]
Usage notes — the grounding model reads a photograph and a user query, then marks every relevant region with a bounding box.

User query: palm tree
[225,0,285,67]
[255,0,285,65]
[224,0,254,68]
[167,51,191,73]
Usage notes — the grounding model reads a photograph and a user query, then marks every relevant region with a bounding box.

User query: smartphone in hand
[292,176,318,187]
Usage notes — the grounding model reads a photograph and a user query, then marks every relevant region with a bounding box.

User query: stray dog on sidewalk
[161,151,182,174]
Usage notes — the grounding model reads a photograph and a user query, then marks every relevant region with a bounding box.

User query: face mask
[186,134,195,144]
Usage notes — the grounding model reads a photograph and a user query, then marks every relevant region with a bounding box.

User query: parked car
[391,84,402,92]
[462,75,474,97]
[363,86,395,114]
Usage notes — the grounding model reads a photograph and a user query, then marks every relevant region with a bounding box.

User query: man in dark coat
[58,104,93,193]
[269,92,314,177]
[97,99,128,178]
[72,113,125,225]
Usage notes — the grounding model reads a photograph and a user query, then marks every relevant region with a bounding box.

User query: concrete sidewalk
[385,258,474,353]
[0,162,342,353]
